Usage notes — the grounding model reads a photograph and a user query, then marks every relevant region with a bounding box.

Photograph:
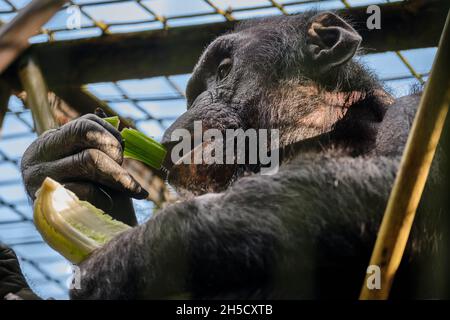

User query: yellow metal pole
[360,11,450,300]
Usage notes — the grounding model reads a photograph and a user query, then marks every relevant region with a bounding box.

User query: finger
[21,118,124,199]
[0,259,21,273]
[29,117,124,164]
[42,149,148,199]
[0,243,12,253]
[81,114,123,148]
[69,116,124,163]
[0,244,18,260]
[94,108,108,118]
[0,246,27,297]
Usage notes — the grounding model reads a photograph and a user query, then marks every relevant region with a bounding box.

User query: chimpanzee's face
[161,12,368,195]
[165,29,288,138]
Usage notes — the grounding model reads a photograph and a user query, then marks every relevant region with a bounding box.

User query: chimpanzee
[1,11,448,299]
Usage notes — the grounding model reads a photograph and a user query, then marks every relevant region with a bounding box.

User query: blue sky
[0,0,436,299]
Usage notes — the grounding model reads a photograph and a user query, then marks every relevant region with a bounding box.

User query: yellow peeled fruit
[34,177,131,264]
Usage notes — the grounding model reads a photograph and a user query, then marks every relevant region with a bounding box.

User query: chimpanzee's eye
[217,58,232,81]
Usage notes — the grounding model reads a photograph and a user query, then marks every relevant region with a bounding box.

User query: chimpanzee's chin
[168,162,239,196]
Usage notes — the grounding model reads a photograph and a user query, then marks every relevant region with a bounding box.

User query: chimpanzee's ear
[306,12,362,73]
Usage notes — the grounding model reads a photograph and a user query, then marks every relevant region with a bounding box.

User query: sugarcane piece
[121,128,167,170]
[103,116,167,170]
[104,115,120,129]
[34,177,131,264]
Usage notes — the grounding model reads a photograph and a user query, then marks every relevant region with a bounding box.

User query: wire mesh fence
[0,0,438,299]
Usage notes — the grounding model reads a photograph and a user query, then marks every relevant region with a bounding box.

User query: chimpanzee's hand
[0,244,40,300]
[21,114,148,226]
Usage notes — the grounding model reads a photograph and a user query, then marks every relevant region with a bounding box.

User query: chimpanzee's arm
[70,155,399,299]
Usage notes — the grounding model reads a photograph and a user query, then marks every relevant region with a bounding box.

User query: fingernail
[95,108,107,118]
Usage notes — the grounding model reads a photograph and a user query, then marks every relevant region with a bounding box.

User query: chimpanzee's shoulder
[374,93,421,157]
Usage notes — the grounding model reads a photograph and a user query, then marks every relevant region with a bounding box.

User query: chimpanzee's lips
[161,136,238,195]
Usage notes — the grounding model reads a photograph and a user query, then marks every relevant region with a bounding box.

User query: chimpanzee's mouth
[161,126,281,195]
[161,134,241,195]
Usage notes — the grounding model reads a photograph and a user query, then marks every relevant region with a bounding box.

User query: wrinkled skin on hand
[21,114,149,226]
[0,244,40,300]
